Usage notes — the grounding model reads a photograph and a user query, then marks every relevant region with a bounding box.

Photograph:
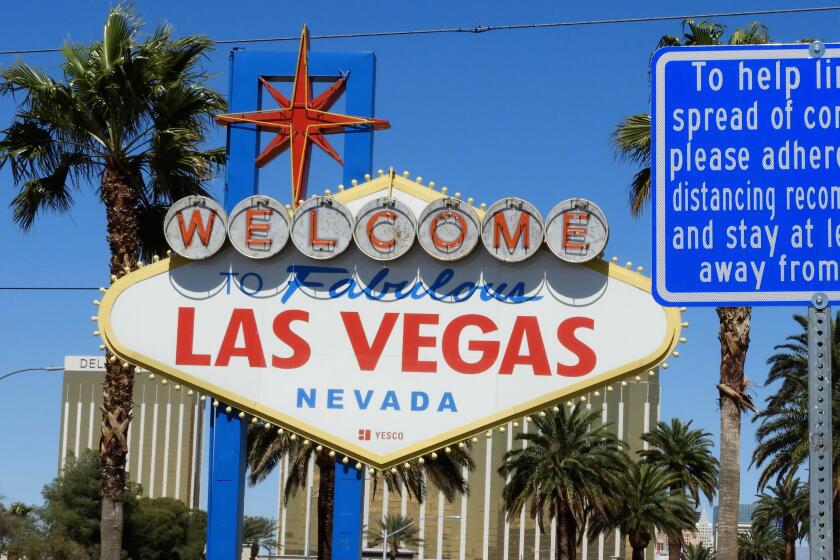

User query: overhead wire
[0,6,837,56]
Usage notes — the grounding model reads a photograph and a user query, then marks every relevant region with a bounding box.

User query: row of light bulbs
[92,246,687,471]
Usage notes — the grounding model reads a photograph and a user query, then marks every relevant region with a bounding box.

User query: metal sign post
[809,292,833,560]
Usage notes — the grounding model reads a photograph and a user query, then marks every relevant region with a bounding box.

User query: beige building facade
[58,356,204,507]
[274,375,660,560]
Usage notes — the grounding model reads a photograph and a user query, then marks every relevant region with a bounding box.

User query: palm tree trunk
[99,167,141,560]
[315,454,335,560]
[668,486,681,560]
[565,512,577,560]
[781,518,795,560]
[632,544,647,560]
[834,483,840,560]
[555,506,575,560]
[716,306,752,560]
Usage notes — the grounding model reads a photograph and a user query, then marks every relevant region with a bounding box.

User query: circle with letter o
[227,196,290,259]
[290,197,354,260]
[416,197,480,261]
[353,197,417,261]
[163,196,228,260]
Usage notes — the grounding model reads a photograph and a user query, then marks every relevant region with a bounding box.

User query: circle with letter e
[290,196,354,260]
[353,197,416,261]
[227,196,290,259]
[481,198,544,262]
[544,198,609,264]
[417,197,480,261]
[163,196,228,260]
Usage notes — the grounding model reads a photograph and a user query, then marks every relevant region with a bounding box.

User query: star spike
[259,77,291,108]
[291,25,311,107]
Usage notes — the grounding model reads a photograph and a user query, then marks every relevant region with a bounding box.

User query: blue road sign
[652,43,840,305]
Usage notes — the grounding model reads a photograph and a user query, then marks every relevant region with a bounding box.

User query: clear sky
[0,0,836,521]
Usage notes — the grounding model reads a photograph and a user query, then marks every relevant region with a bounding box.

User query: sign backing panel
[653,44,840,305]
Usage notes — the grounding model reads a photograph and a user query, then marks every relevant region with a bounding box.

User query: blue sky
[0,0,836,520]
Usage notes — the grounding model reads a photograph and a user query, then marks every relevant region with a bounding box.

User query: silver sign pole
[809,292,833,560]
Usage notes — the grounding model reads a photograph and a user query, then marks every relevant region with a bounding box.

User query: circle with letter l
[544,198,609,263]
[480,197,544,262]
[163,196,228,260]
[227,196,290,259]
[290,196,354,260]
[353,197,417,261]
[416,197,481,261]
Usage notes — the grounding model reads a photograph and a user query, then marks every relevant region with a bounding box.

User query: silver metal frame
[809,292,833,560]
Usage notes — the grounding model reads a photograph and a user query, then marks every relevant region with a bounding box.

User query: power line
[0,6,837,56]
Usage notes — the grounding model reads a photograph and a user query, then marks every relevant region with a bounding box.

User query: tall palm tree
[588,462,696,560]
[737,523,783,560]
[498,406,625,560]
[612,20,768,560]
[684,542,716,560]
[0,8,224,558]
[242,516,276,560]
[366,514,422,560]
[246,424,473,560]
[752,313,840,549]
[753,478,808,560]
[641,418,719,560]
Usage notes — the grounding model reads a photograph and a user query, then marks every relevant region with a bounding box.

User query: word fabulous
[163,194,609,264]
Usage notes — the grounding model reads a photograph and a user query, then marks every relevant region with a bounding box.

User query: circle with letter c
[227,196,290,259]
[290,196,354,260]
[353,197,417,261]
[416,197,480,261]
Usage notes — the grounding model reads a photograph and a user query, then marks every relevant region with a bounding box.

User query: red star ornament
[215,25,391,205]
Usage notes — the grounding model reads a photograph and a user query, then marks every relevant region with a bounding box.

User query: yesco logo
[163,194,609,264]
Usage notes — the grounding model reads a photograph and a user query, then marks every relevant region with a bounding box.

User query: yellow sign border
[98,174,681,469]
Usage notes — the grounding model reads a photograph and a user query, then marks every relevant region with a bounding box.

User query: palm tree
[0,7,224,558]
[247,424,473,560]
[641,418,719,560]
[612,20,768,560]
[242,516,276,560]
[737,523,783,560]
[366,514,422,560]
[752,313,840,547]
[684,543,716,560]
[498,406,625,560]
[588,462,696,560]
[752,478,807,560]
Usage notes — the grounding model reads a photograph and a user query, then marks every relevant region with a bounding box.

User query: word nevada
[163,194,609,264]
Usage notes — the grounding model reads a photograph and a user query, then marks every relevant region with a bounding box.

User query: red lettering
[177,209,217,247]
[309,208,336,248]
[556,317,596,376]
[430,211,466,250]
[341,312,399,371]
[442,314,499,374]
[498,316,550,375]
[493,211,529,250]
[246,208,272,248]
[175,307,211,366]
[271,310,311,369]
[562,212,590,250]
[215,309,266,367]
[402,313,439,372]
[367,210,397,250]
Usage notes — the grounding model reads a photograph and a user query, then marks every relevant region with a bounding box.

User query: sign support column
[809,293,833,560]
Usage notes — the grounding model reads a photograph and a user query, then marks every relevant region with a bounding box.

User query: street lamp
[381,514,461,560]
[0,366,62,382]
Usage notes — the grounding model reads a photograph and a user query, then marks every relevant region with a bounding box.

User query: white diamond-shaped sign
[99,174,680,468]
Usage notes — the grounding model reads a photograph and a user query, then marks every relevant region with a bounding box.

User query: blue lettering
[411,391,429,411]
[437,392,458,412]
[239,272,263,295]
[353,389,374,410]
[327,389,344,409]
[380,391,401,411]
[219,271,239,295]
[297,388,316,408]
